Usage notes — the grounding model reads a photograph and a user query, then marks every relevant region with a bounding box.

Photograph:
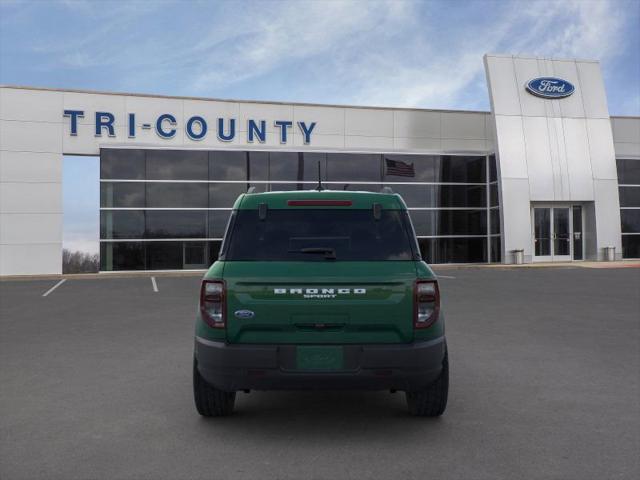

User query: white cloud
[12,0,637,112]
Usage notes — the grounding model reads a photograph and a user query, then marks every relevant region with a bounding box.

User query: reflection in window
[208,210,232,238]
[622,235,640,258]
[617,158,640,185]
[146,183,208,208]
[100,149,145,179]
[209,183,264,207]
[146,211,207,238]
[621,210,640,233]
[619,187,640,207]
[490,209,501,234]
[100,211,145,239]
[327,153,381,182]
[100,242,145,270]
[418,237,487,263]
[489,155,497,182]
[146,242,184,270]
[409,210,487,236]
[100,183,145,208]
[146,150,208,180]
[99,149,503,267]
[269,152,301,181]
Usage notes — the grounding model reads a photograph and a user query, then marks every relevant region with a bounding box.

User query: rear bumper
[194,336,446,392]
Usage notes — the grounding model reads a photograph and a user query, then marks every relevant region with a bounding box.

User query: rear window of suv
[222,209,419,261]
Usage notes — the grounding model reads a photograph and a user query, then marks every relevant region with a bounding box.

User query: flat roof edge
[0,84,490,115]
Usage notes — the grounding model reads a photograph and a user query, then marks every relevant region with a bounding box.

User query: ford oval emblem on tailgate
[234,310,255,319]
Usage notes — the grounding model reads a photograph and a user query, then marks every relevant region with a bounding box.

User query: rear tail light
[200,280,225,329]
[414,280,440,329]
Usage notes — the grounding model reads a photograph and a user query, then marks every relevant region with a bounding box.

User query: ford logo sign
[526,77,575,99]
[234,310,255,319]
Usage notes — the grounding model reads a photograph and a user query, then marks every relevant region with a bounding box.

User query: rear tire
[193,358,236,417]
[406,349,448,417]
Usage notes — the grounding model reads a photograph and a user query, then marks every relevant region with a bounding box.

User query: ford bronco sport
[193,190,448,416]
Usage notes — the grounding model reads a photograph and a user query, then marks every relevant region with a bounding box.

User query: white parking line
[42,279,66,297]
[151,276,158,292]
[437,275,456,279]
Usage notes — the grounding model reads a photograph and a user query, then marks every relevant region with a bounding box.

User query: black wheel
[193,358,236,417]
[406,349,449,417]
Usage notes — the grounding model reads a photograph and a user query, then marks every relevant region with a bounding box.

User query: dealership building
[0,54,639,275]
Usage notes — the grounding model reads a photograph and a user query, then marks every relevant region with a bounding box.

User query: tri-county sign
[62,110,317,144]
[525,77,575,99]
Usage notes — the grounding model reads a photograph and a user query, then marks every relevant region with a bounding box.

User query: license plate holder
[296,346,344,371]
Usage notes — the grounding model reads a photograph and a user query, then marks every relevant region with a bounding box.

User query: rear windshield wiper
[288,247,337,260]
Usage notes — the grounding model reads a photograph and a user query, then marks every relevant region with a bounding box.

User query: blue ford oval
[526,77,575,99]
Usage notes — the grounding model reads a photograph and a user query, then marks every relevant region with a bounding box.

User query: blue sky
[1,0,639,253]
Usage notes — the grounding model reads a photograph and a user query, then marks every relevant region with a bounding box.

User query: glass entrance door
[532,205,583,262]
[534,207,552,260]
[552,207,571,261]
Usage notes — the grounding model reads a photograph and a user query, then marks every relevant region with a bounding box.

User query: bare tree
[62,249,99,274]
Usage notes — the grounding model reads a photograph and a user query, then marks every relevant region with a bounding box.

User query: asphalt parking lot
[1,266,639,480]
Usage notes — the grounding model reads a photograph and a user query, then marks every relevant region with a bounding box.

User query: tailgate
[223,261,417,344]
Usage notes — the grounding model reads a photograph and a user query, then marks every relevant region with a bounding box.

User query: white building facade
[1,54,639,275]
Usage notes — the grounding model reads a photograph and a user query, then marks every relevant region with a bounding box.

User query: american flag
[385,158,415,177]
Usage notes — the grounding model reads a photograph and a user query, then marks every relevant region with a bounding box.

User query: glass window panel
[100,211,145,239]
[183,242,209,268]
[490,209,501,234]
[418,237,488,263]
[301,153,327,181]
[489,155,497,182]
[385,184,426,208]
[208,210,232,238]
[384,155,486,183]
[269,152,300,182]
[146,183,208,208]
[100,242,145,271]
[100,182,145,208]
[617,159,640,185]
[209,183,265,207]
[432,184,486,208]
[327,153,381,182]
[621,210,640,233]
[622,235,640,258]
[437,156,486,183]
[490,236,501,263]
[145,211,207,238]
[490,184,499,206]
[269,152,328,183]
[248,152,269,180]
[409,210,487,236]
[146,241,184,269]
[383,155,437,182]
[209,150,248,181]
[146,150,208,180]
[100,149,145,179]
[382,184,486,208]
[619,186,640,207]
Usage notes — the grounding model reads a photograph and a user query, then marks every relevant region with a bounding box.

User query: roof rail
[380,186,394,194]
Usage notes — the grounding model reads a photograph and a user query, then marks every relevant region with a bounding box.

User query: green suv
[193,190,448,417]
